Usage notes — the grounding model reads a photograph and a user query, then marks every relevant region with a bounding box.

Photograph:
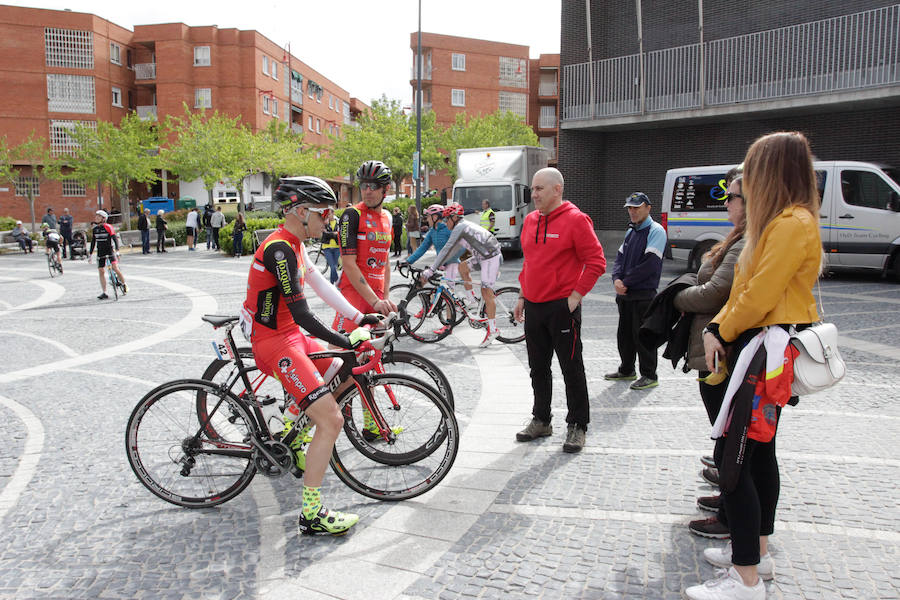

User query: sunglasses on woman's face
[359,182,383,191]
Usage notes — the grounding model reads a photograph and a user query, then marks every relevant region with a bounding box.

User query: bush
[0,216,18,231]
[218,217,283,255]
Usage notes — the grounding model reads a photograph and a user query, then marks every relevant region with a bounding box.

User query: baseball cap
[624,192,650,207]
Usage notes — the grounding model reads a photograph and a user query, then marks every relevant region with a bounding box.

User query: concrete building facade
[558,0,900,233]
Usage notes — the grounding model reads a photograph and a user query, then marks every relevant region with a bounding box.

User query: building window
[193,46,211,66]
[316,118,321,133]
[45,28,93,69]
[290,69,303,100]
[110,42,122,65]
[111,86,122,107]
[272,98,278,117]
[194,88,212,108]
[49,120,95,155]
[262,55,269,75]
[271,61,277,80]
[329,94,334,109]
[539,105,557,128]
[308,116,313,129]
[343,101,351,124]
[498,91,527,118]
[539,136,556,159]
[451,89,465,107]
[451,53,466,71]
[14,176,40,197]
[47,74,95,114]
[62,179,86,197]
[499,56,527,88]
[262,95,270,114]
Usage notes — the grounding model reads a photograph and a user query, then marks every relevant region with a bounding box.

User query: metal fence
[563,4,900,121]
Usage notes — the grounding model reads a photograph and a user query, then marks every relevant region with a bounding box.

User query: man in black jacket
[138,208,151,254]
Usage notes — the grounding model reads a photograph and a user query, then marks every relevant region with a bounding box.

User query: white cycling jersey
[429,220,501,272]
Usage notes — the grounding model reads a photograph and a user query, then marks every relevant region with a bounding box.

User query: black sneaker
[689,516,730,539]
[630,376,659,390]
[697,494,722,513]
[604,370,637,381]
[701,467,719,486]
[97,293,109,300]
[700,455,716,468]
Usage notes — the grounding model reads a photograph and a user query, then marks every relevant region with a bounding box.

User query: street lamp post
[415,0,422,214]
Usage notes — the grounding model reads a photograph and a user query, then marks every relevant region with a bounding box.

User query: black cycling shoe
[97,293,109,300]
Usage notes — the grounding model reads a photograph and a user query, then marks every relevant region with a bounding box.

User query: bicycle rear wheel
[47,254,56,278]
[381,349,454,409]
[490,286,526,343]
[402,287,455,343]
[109,270,119,300]
[126,379,257,508]
[332,374,458,501]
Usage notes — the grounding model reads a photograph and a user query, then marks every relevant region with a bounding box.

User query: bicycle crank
[252,439,293,477]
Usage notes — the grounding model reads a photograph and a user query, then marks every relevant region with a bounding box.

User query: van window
[453,185,513,213]
[671,174,728,212]
[840,170,895,210]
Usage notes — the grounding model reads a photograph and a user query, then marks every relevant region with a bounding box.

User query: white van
[662,162,900,278]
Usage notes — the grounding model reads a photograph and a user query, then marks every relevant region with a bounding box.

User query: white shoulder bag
[789,280,846,396]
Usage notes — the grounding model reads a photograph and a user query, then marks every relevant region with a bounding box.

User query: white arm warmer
[302,246,363,324]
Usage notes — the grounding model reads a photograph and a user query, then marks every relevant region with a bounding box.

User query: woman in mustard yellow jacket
[685,132,822,600]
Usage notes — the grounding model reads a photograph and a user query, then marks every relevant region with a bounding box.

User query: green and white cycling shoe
[298,507,360,536]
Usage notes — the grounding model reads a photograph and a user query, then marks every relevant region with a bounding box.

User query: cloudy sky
[8,0,562,106]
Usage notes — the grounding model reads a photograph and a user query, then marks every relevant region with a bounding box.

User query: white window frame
[62,179,86,197]
[451,89,465,107]
[110,42,122,65]
[47,74,96,114]
[329,94,333,109]
[499,56,528,88]
[194,88,212,109]
[316,118,321,133]
[14,175,40,197]
[308,115,313,129]
[499,91,528,118]
[262,95,270,115]
[45,28,93,69]
[111,86,122,107]
[272,98,278,117]
[451,53,466,71]
[271,61,277,80]
[193,46,211,67]
[262,55,269,75]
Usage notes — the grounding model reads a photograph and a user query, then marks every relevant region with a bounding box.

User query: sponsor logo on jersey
[366,257,379,269]
[545,233,560,239]
[365,231,391,243]
[369,246,388,254]
[259,291,275,323]
[278,357,308,394]
[275,257,292,295]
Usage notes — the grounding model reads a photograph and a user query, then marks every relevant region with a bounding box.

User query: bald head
[531,167,564,215]
[534,167,564,190]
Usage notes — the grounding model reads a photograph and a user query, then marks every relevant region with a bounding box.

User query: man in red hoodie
[514,167,607,453]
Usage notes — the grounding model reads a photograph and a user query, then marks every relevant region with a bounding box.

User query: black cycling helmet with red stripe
[356,160,392,186]
[275,176,337,210]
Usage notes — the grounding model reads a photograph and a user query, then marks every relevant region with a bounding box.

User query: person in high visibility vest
[480,199,497,234]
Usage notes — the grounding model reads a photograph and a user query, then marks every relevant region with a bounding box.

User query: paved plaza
[0,246,898,600]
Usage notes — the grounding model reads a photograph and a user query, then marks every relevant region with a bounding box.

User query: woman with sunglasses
[673,167,745,541]
[240,176,382,536]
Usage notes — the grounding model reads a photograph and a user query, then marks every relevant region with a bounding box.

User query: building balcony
[562,5,900,127]
[539,82,558,97]
[410,66,432,80]
[538,115,557,129]
[136,105,157,120]
[134,63,156,80]
[291,123,303,134]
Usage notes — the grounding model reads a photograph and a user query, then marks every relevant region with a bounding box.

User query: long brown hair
[707,175,746,271]
[739,131,819,271]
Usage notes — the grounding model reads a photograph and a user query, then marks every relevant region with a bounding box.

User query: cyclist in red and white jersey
[241,176,381,536]
[88,210,127,300]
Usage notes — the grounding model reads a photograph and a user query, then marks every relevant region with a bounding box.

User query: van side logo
[475,160,495,177]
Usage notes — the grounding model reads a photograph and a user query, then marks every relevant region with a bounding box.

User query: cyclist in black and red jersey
[240,176,382,536]
[88,210,127,300]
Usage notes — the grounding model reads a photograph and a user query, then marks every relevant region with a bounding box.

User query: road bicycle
[125,314,459,508]
[46,250,63,278]
[304,239,334,276]
[391,263,525,344]
[100,254,126,300]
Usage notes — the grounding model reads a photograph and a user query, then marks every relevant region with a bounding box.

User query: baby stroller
[70,230,88,260]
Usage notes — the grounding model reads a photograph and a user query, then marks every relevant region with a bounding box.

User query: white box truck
[662,161,900,278]
[452,146,549,253]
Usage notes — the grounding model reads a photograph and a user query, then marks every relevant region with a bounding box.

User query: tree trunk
[27,191,36,233]
[121,181,131,230]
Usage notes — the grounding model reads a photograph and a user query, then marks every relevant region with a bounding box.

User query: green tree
[255,119,337,209]
[3,132,54,233]
[328,96,441,195]
[161,105,250,208]
[61,114,161,229]
[440,110,539,181]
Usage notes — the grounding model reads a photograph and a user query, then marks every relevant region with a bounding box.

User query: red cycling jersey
[334,202,392,331]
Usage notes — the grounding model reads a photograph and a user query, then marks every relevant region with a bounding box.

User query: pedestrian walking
[155,210,168,253]
[210,205,226,250]
[58,208,74,259]
[185,207,200,251]
[203,204,214,249]
[513,167,606,453]
[138,208,151,254]
[684,131,822,600]
[232,212,246,257]
[605,192,667,390]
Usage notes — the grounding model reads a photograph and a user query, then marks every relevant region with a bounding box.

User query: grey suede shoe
[515,418,552,442]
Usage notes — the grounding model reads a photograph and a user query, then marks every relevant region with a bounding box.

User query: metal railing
[539,114,557,129]
[539,82,558,96]
[410,65,432,80]
[563,4,900,121]
[136,105,157,120]
[134,63,156,80]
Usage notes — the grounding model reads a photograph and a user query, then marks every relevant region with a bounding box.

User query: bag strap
[815,277,825,320]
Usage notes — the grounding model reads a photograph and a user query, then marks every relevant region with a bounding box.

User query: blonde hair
[738,132,819,271]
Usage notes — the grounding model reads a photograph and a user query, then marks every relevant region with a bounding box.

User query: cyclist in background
[241,176,382,536]
[41,223,63,272]
[420,203,503,347]
[88,210,127,300]
[333,160,398,333]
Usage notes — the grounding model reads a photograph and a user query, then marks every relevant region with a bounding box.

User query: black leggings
[714,408,781,566]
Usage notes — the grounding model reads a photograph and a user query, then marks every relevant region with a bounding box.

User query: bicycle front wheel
[109,270,119,300]
[490,286,526,344]
[47,254,55,278]
[332,374,458,501]
[404,288,455,343]
[381,349,454,409]
[126,379,257,508]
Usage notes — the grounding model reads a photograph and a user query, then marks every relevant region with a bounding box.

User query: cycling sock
[302,486,322,519]
[468,290,479,304]
[362,406,378,433]
[488,318,497,332]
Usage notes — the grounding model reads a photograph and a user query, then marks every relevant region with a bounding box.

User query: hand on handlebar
[373,298,397,316]
[359,313,382,327]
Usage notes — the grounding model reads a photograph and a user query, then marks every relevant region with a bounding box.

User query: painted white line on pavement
[0,394,45,522]
[0,276,66,317]
[64,367,286,590]
[487,504,900,543]
[0,274,217,384]
[837,336,900,361]
[0,329,78,357]
[819,290,900,305]
[543,405,900,421]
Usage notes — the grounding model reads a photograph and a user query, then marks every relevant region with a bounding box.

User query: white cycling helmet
[95,210,108,220]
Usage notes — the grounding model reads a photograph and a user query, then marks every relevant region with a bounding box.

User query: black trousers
[524,299,589,429]
[699,377,729,526]
[61,232,73,257]
[156,230,166,252]
[614,296,657,378]
[392,229,403,252]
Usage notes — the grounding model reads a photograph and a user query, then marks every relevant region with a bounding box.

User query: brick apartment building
[409,32,559,194]
[559,0,900,234]
[0,5,367,226]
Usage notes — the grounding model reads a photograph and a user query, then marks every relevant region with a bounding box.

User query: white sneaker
[683,567,765,600]
[704,541,774,580]
[478,329,499,347]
